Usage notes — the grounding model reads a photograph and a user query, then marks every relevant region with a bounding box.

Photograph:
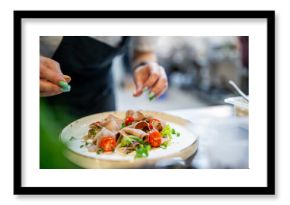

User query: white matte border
[22,18,267,187]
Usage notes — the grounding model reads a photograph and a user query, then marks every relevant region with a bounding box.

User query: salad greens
[120,135,144,147]
[120,135,152,159]
[161,124,180,139]
[135,144,151,158]
[161,124,173,139]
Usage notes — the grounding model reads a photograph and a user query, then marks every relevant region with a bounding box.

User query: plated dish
[60,110,198,168]
[82,110,181,158]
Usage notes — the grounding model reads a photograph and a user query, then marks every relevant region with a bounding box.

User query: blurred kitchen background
[113,36,248,111]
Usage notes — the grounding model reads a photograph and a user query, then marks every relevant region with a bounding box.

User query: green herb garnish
[162,124,181,139]
[161,124,173,139]
[96,148,104,155]
[88,128,97,137]
[160,140,170,149]
[121,123,126,129]
[69,136,76,141]
[120,135,144,147]
[171,129,176,134]
[135,144,151,158]
[120,136,132,147]
[80,144,84,148]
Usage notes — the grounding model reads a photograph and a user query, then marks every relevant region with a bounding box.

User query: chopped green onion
[171,129,176,134]
[96,148,104,155]
[160,141,170,149]
[69,136,76,141]
[88,128,97,136]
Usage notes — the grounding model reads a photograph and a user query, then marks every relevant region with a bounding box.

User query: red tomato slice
[125,116,134,126]
[99,136,116,152]
[148,130,162,147]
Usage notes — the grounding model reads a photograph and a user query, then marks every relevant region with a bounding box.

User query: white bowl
[224,96,249,117]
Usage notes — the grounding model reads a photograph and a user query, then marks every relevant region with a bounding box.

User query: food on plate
[81,110,181,158]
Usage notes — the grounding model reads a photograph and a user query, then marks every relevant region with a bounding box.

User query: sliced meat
[90,114,123,132]
[116,127,149,142]
[125,110,145,121]
[134,121,150,132]
[92,127,116,147]
[122,127,148,139]
[153,119,166,132]
[89,121,102,129]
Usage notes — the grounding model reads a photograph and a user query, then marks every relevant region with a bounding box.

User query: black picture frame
[14,10,275,195]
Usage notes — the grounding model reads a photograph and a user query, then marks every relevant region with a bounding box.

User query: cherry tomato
[125,116,134,126]
[99,136,117,152]
[149,119,161,130]
[148,130,162,147]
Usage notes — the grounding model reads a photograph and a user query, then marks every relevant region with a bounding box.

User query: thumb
[133,79,144,97]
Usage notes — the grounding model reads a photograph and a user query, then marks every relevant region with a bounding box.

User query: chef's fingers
[40,56,66,85]
[42,57,71,83]
[149,67,168,98]
[41,56,71,83]
[40,91,63,97]
[133,72,146,97]
[40,65,65,86]
[133,65,150,97]
[47,61,72,84]
[143,63,161,90]
[40,79,63,96]
[133,81,144,97]
[41,56,62,73]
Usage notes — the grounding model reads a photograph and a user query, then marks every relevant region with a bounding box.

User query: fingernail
[59,81,71,92]
[63,75,71,82]
[143,87,149,92]
[58,81,70,90]
[60,85,71,92]
[148,92,155,99]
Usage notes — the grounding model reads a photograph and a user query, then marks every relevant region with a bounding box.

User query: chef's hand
[133,62,168,100]
[40,56,71,97]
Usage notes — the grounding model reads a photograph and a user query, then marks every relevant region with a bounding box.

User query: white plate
[60,111,198,169]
